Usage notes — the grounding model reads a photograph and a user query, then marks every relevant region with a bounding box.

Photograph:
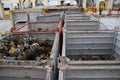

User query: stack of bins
[58,9,120,80]
[11,10,42,22]
[64,9,100,31]
[12,13,63,32]
[0,12,63,80]
[11,10,42,29]
[28,13,62,32]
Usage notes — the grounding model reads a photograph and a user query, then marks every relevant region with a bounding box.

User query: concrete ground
[100,17,120,30]
[0,20,11,39]
[93,10,120,30]
[0,20,11,33]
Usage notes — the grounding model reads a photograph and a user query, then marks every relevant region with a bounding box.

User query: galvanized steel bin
[65,12,92,20]
[59,60,120,80]
[64,20,100,31]
[0,32,60,80]
[11,11,42,29]
[58,30,120,80]
[11,11,42,23]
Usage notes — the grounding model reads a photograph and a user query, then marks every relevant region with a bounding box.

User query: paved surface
[92,10,120,30]
[100,17,120,30]
[0,20,11,39]
[0,20,11,33]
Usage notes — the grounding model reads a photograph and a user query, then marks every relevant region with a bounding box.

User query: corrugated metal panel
[30,22,59,31]
[63,31,114,56]
[29,11,42,21]
[13,12,28,22]
[64,20,100,31]
[37,14,61,21]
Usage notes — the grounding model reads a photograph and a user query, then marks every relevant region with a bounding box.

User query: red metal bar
[13,20,30,32]
[12,19,63,34]
[58,19,63,34]
[12,29,58,34]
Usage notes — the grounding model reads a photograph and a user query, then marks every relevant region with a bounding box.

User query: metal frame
[12,19,62,33]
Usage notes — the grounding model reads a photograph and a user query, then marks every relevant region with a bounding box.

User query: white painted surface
[100,17,120,30]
